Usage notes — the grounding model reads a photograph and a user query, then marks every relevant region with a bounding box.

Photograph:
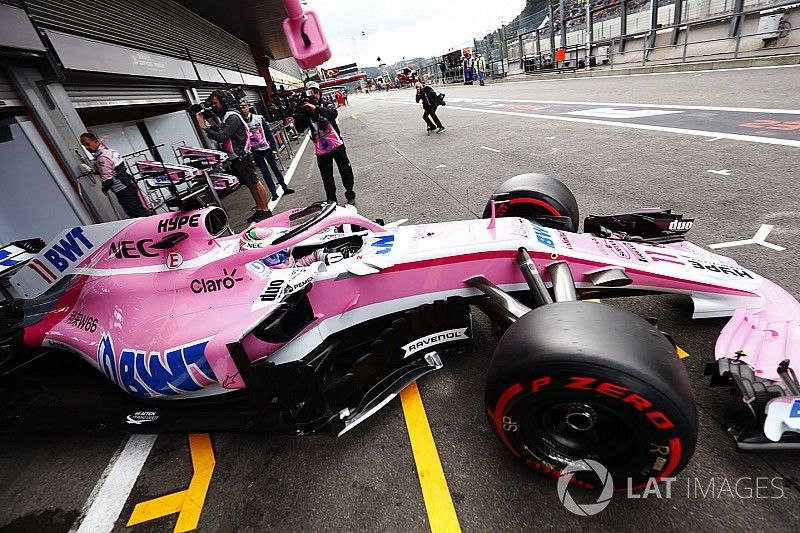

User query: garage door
[64,84,187,108]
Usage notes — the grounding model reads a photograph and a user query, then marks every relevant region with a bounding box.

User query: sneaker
[271,193,280,202]
[282,186,295,195]
[247,209,273,223]
[436,127,446,133]
[346,197,356,206]
[426,126,436,131]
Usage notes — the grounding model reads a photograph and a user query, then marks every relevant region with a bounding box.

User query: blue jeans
[252,149,286,195]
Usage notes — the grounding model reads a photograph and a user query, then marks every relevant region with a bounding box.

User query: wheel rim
[522,399,641,466]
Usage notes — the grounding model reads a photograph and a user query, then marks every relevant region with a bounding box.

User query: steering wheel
[271,201,337,246]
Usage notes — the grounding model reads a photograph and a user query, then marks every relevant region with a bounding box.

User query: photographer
[415,82,445,133]
[194,90,272,223]
[293,81,356,205]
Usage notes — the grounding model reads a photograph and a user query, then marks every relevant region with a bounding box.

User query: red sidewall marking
[493,383,524,458]
[508,197,561,217]
[627,436,683,491]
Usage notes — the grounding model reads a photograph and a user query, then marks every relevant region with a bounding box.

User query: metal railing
[469,0,797,78]
[597,2,798,67]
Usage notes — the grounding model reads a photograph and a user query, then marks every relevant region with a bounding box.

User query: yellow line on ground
[400,382,461,533]
[175,433,216,533]
[127,492,186,526]
[125,433,216,532]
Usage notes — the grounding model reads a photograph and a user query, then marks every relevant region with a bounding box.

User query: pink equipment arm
[282,0,331,69]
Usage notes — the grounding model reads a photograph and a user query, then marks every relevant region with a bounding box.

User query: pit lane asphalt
[2,65,800,532]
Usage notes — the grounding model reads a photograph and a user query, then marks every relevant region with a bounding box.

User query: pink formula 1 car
[1,174,798,489]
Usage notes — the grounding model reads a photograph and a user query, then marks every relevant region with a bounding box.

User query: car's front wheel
[485,301,697,490]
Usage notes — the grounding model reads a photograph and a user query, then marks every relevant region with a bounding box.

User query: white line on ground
[707,169,732,175]
[495,63,800,87]
[436,164,447,168]
[268,133,310,212]
[709,224,785,251]
[706,137,724,141]
[372,99,800,148]
[71,434,158,533]
[455,98,800,115]
[480,146,501,152]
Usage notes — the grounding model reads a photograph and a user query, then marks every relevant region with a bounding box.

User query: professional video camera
[188,87,248,119]
[188,100,216,120]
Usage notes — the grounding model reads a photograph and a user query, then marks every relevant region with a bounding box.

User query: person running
[415,82,445,133]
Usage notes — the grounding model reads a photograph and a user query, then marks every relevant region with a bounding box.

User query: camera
[188,87,248,119]
[188,100,215,120]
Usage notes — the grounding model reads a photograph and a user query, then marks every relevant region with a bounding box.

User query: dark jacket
[416,86,438,110]
[294,101,342,138]
[205,111,249,158]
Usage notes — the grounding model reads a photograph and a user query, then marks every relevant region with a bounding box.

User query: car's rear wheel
[485,301,697,489]
[483,173,580,231]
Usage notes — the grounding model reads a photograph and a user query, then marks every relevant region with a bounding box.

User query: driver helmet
[239,227,290,266]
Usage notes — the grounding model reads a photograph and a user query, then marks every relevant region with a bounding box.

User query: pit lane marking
[480,146,501,153]
[73,434,157,533]
[372,99,800,148]
[564,108,683,119]
[400,381,461,533]
[708,224,785,251]
[126,433,216,532]
[267,132,310,212]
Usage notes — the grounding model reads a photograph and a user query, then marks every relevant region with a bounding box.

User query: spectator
[293,81,356,205]
[415,81,445,133]
[475,53,487,86]
[196,89,272,223]
[463,51,475,85]
[239,101,295,202]
[79,132,152,218]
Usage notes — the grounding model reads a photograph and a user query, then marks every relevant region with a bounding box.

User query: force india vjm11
[1,174,798,489]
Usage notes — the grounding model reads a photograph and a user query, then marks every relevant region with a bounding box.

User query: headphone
[209,89,236,110]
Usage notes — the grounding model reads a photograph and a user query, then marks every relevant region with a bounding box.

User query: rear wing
[0,239,45,300]
[5,220,135,300]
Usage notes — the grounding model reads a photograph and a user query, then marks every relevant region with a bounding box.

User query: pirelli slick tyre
[485,301,697,490]
[482,174,580,232]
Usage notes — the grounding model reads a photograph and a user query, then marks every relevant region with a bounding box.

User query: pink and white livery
[1,174,798,491]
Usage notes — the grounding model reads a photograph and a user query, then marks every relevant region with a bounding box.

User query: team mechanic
[79,132,153,218]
